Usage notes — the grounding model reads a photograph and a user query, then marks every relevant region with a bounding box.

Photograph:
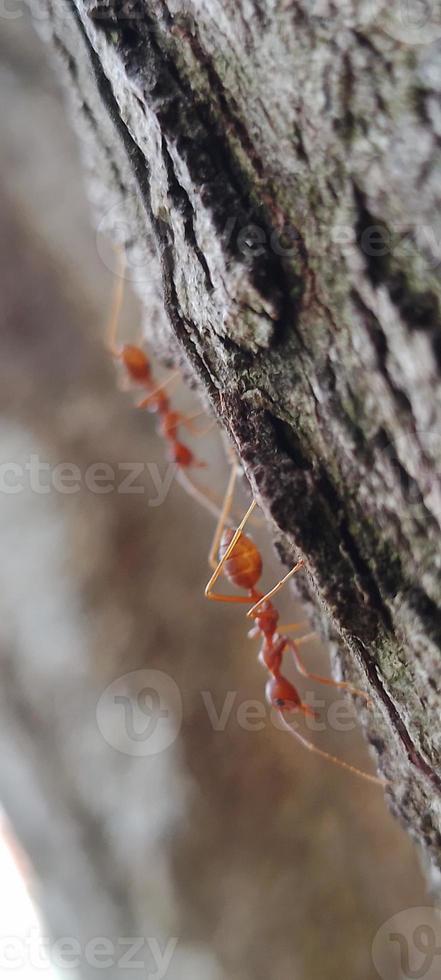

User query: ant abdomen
[219,529,262,590]
[121,345,152,384]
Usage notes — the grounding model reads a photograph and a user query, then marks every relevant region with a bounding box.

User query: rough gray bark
[35,0,441,863]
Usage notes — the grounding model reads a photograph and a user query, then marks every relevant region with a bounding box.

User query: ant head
[170,442,194,467]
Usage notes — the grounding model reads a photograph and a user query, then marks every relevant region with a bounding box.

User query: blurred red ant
[106,251,221,518]
[205,464,386,786]
[106,253,385,786]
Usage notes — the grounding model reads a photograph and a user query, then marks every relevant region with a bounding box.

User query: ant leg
[182,408,205,424]
[278,713,387,786]
[290,632,317,646]
[137,371,181,407]
[106,247,126,356]
[288,639,371,704]
[208,462,239,571]
[204,592,255,605]
[249,621,311,640]
[178,408,210,432]
[277,621,311,634]
[183,415,216,438]
[247,559,305,619]
[205,491,257,599]
[175,470,233,523]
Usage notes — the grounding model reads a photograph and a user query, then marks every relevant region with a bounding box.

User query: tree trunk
[35,0,441,865]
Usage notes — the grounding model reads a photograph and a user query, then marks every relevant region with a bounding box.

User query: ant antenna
[107,246,126,354]
[208,461,239,570]
[137,371,181,407]
[279,713,388,786]
[288,638,372,704]
[177,470,233,523]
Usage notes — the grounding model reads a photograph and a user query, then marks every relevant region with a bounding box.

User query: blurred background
[0,8,433,980]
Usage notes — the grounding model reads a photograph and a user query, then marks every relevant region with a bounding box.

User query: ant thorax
[253,602,279,639]
[258,635,286,675]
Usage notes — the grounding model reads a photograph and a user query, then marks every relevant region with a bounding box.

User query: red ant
[106,252,223,518]
[106,254,385,785]
[205,463,386,786]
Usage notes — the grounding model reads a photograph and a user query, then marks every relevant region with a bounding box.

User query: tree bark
[35,0,441,863]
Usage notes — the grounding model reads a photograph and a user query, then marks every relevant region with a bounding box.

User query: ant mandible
[205,463,386,786]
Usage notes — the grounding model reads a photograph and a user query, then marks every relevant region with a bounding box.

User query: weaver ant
[205,463,386,786]
[105,251,385,786]
[105,251,222,519]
